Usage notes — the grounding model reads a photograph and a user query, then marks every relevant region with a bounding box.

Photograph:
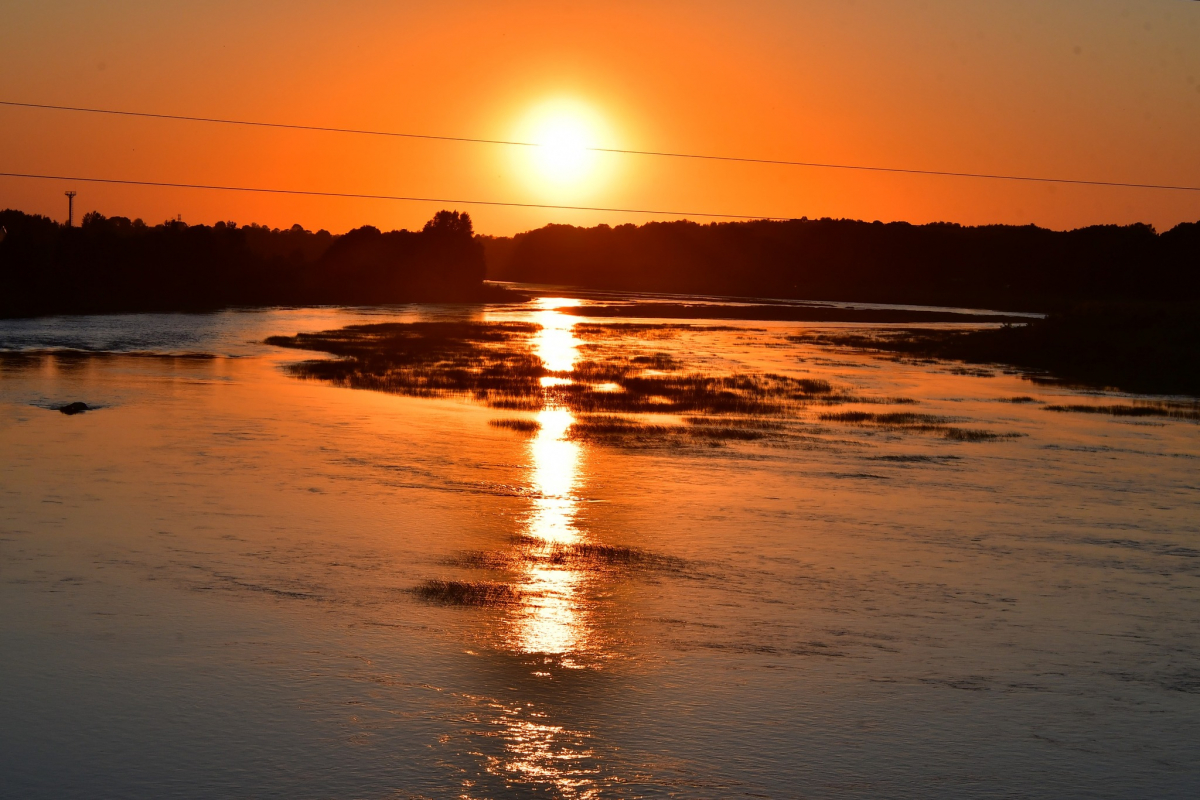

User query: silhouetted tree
[423,210,474,237]
[0,210,489,317]
[488,217,1200,311]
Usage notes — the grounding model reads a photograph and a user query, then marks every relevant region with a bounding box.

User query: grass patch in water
[270,322,839,419]
[794,303,1200,396]
[516,536,687,571]
[682,416,785,430]
[942,428,1016,441]
[554,365,839,417]
[489,418,540,433]
[267,321,546,406]
[447,537,687,574]
[871,454,962,463]
[566,414,789,446]
[631,352,682,370]
[821,411,954,425]
[573,322,746,341]
[1044,403,1200,421]
[820,410,1017,441]
[684,425,767,441]
[411,579,521,607]
[567,415,675,443]
[267,320,921,448]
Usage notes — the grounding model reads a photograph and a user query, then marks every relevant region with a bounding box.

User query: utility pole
[65,191,77,227]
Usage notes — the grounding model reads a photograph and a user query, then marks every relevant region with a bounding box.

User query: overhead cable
[3,100,1197,193]
[0,171,785,220]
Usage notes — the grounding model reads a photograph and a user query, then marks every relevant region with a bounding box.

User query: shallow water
[1,297,1198,798]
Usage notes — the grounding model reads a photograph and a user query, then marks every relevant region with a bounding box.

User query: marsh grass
[489,418,540,433]
[871,454,962,463]
[682,416,786,430]
[270,321,855,429]
[573,323,745,341]
[448,536,687,574]
[844,396,921,405]
[411,579,521,607]
[269,322,839,421]
[567,414,795,446]
[268,321,546,406]
[794,303,1200,396]
[631,353,682,370]
[819,410,1017,441]
[1044,403,1200,421]
[566,415,676,444]
[943,428,1017,441]
[560,542,651,565]
[557,376,787,416]
[821,411,954,425]
[268,320,1020,446]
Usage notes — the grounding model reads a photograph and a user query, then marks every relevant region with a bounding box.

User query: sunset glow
[1,3,1196,233]
[3,4,1199,795]
[515,100,610,197]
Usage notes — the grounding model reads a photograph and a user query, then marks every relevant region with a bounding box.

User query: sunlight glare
[534,297,581,373]
[507,301,593,658]
[514,100,612,197]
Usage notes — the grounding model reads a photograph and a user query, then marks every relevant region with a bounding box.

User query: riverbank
[797,302,1200,396]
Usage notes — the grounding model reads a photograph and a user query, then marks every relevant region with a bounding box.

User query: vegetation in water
[1044,403,1200,421]
[412,579,522,607]
[796,303,1200,396]
[818,410,1018,441]
[268,319,1023,447]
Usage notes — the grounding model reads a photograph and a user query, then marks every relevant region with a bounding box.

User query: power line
[3,99,1197,193]
[0,171,784,220]
[0,100,533,149]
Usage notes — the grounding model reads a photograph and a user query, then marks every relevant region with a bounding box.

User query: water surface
[1,297,1198,798]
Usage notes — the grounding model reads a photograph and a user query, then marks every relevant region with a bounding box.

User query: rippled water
[1,297,1197,798]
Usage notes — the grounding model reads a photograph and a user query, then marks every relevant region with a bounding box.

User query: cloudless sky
[1,0,1198,235]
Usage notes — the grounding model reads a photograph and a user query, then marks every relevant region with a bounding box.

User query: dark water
[1,298,1197,798]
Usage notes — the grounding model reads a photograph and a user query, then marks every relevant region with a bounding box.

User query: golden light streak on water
[510,303,589,658]
[533,297,582,373]
[493,300,598,795]
[492,715,599,799]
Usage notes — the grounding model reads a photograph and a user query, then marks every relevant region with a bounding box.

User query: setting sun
[513,99,611,196]
[2,3,1198,797]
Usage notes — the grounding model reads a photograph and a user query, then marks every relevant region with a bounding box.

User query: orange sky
[1,0,1198,236]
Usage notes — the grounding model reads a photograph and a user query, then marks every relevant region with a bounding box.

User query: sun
[513,99,611,196]
[534,115,592,185]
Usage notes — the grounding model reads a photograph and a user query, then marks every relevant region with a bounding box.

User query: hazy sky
[2,0,1198,235]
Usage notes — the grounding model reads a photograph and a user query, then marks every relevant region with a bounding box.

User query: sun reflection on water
[510,300,590,659]
[481,299,609,798]
[534,297,582,374]
[490,713,600,799]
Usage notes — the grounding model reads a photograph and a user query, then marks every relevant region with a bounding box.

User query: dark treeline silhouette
[0,208,486,317]
[483,218,1200,311]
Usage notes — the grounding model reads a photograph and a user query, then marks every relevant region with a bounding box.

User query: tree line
[482,217,1200,312]
[0,209,486,317]
[5,209,1196,317]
